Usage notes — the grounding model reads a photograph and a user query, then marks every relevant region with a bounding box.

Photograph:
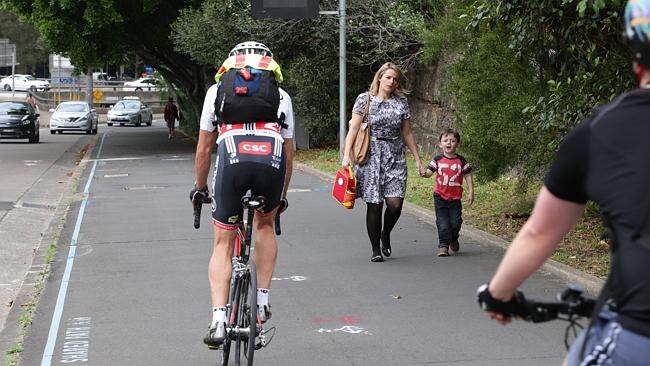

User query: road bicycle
[193,193,283,365]
[479,284,596,350]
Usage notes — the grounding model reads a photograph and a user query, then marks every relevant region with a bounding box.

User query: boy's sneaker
[204,322,226,349]
[437,246,449,257]
[257,304,272,324]
[450,240,460,253]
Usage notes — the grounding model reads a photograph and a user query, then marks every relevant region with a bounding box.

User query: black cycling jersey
[545,87,650,337]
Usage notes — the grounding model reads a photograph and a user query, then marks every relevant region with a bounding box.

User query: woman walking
[342,62,424,262]
[164,97,179,139]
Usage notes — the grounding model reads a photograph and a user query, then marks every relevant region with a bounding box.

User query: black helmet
[625,0,650,67]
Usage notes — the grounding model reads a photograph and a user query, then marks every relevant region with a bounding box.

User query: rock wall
[407,56,456,157]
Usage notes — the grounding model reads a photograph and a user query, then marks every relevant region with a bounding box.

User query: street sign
[93,90,104,103]
[0,39,17,67]
[251,0,318,19]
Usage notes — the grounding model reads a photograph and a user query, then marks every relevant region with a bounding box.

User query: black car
[0,101,40,143]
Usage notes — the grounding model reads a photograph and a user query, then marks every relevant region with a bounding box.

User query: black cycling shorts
[211,133,286,230]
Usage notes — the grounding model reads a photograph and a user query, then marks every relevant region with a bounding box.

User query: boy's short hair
[439,128,460,142]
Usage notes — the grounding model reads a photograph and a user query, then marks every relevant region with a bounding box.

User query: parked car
[0,101,40,143]
[122,77,161,92]
[0,74,51,92]
[49,101,98,135]
[106,97,153,127]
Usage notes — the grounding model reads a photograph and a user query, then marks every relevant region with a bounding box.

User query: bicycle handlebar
[193,194,286,235]
[275,198,288,236]
[192,195,212,229]
[517,285,595,323]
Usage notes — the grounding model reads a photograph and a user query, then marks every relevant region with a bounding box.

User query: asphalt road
[0,125,93,336]
[3,122,594,366]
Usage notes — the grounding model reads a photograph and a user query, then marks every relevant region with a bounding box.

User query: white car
[122,77,161,92]
[106,97,153,127]
[0,74,51,92]
[49,102,98,135]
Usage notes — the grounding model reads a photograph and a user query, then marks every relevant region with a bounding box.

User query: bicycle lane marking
[40,133,106,366]
[313,316,373,335]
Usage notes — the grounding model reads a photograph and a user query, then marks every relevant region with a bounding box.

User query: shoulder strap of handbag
[363,93,370,124]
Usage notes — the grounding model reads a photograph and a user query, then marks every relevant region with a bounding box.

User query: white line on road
[103,173,129,178]
[41,133,106,366]
[287,188,312,193]
[89,157,144,162]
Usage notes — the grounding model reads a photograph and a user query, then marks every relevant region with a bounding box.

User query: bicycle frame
[221,196,265,366]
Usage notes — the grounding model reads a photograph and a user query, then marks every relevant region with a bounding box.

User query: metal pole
[339,0,346,160]
[11,52,15,98]
[86,66,92,104]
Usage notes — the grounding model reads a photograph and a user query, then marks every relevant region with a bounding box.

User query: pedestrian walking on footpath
[421,128,474,257]
[164,96,179,139]
[341,62,425,263]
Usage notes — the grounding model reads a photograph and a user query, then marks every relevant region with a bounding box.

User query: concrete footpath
[298,162,605,296]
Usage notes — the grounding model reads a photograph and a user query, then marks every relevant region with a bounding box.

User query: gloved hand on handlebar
[477,283,529,323]
[190,185,210,204]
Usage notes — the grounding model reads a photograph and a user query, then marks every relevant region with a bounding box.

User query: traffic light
[251,0,319,19]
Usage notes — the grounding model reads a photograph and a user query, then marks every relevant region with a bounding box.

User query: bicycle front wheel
[233,260,257,366]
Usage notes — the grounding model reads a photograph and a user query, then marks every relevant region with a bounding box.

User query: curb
[294,162,605,296]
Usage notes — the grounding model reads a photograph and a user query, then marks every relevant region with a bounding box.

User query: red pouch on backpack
[332,166,357,209]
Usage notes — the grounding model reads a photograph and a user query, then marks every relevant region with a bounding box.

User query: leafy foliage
[471,0,634,154]
[0,10,49,75]
[171,0,434,143]
[447,29,544,180]
[420,0,636,181]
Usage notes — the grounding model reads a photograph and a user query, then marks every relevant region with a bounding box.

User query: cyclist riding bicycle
[477,1,650,364]
[191,41,294,348]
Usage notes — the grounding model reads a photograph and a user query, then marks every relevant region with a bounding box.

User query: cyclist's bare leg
[253,208,279,289]
[208,226,238,306]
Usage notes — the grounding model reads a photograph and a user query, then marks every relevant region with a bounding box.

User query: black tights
[366,197,403,255]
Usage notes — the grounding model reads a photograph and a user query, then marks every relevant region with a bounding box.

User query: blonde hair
[368,62,410,97]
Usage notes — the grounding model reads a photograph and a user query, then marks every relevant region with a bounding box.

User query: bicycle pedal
[255,326,276,350]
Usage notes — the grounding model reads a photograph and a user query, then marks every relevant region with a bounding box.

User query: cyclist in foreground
[191,41,294,348]
[477,1,650,364]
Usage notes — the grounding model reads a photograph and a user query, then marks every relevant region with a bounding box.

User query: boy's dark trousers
[434,194,462,248]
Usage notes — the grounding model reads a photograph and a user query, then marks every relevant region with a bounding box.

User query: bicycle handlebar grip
[274,198,288,236]
[193,201,202,229]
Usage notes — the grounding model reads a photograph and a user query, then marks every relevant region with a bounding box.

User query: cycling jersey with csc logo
[544,87,650,337]
[199,84,295,230]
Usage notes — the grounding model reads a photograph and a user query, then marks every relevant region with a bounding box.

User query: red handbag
[332,166,357,209]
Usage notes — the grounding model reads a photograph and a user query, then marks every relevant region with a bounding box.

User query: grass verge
[295,148,609,278]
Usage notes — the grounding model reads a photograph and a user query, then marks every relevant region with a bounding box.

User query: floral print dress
[352,92,411,204]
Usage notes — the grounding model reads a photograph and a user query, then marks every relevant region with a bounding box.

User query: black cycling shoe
[381,231,392,257]
[204,322,226,349]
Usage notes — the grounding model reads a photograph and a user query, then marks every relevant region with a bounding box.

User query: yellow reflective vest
[215,54,283,83]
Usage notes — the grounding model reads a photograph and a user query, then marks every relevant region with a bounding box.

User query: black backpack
[214,66,280,124]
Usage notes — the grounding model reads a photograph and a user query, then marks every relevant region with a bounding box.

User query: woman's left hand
[415,161,424,176]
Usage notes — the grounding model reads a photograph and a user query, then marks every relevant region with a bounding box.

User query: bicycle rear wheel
[233,260,257,366]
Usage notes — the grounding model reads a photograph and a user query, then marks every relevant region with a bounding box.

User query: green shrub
[447,29,543,180]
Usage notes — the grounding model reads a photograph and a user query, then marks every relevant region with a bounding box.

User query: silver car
[49,102,98,135]
[106,98,153,127]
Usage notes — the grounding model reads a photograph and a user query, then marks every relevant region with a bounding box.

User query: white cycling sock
[211,306,227,327]
[257,288,269,306]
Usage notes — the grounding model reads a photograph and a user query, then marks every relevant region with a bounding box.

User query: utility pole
[319,1,346,159]
[11,52,15,98]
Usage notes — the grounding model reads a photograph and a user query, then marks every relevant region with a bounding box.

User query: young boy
[422,128,474,257]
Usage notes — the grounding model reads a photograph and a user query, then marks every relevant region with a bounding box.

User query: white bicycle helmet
[228,41,273,57]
